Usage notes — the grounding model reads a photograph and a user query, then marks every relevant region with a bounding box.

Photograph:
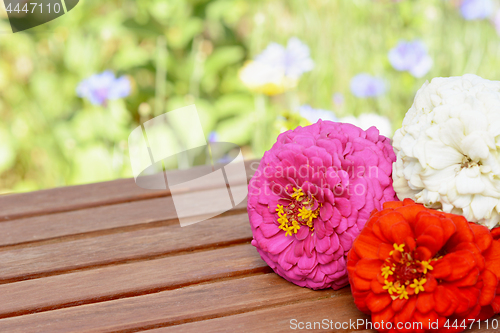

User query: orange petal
[394,297,417,326]
[447,242,484,271]
[434,286,457,317]
[476,305,495,321]
[392,298,408,312]
[351,271,371,291]
[371,279,386,294]
[356,259,383,280]
[353,291,370,314]
[391,221,414,245]
[379,212,407,242]
[443,251,476,281]
[422,225,444,250]
[432,258,452,279]
[416,235,440,257]
[480,269,498,306]
[439,217,457,246]
[354,229,382,259]
[491,227,500,241]
[402,198,415,205]
[484,240,500,280]
[414,246,433,261]
[405,236,416,253]
[446,216,474,249]
[377,243,393,260]
[447,267,479,288]
[372,220,390,243]
[470,222,493,253]
[372,304,395,325]
[416,292,435,314]
[414,214,441,239]
[424,274,438,293]
[395,203,426,228]
[450,285,474,315]
[413,309,439,330]
[366,292,392,313]
[383,200,404,209]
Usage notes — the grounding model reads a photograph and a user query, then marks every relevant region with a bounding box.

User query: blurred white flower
[239,37,314,95]
[238,60,297,95]
[299,105,337,123]
[340,113,392,138]
[392,74,500,229]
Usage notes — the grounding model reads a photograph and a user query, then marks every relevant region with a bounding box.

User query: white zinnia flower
[341,113,393,138]
[392,74,500,229]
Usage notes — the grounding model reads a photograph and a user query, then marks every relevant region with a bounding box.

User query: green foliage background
[1,0,500,193]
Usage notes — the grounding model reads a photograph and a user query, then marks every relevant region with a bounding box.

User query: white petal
[470,195,499,221]
[424,141,463,170]
[461,132,490,160]
[456,168,485,195]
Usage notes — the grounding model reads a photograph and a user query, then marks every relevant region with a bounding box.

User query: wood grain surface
[0,160,491,333]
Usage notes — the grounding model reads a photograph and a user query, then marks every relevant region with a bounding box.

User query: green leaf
[215,113,254,146]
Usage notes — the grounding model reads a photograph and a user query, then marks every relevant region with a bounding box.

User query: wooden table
[0,161,494,332]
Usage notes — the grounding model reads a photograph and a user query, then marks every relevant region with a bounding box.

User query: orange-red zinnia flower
[348,199,500,333]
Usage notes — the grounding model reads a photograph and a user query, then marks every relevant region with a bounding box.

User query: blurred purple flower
[388,40,433,78]
[77,71,131,106]
[299,105,337,123]
[208,131,219,143]
[460,0,493,20]
[350,74,386,98]
[255,37,314,79]
[332,92,345,106]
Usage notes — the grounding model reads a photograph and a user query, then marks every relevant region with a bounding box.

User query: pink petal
[336,217,349,234]
[278,245,293,270]
[315,219,326,239]
[294,240,304,257]
[326,233,340,255]
[317,252,335,265]
[330,207,342,228]
[320,202,333,221]
[295,225,309,240]
[335,197,352,217]
[316,235,331,253]
[339,231,354,252]
[298,252,317,271]
[259,222,280,238]
[267,233,294,255]
[319,260,339,275]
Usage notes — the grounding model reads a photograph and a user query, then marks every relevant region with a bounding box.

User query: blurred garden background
[1,0,500,193]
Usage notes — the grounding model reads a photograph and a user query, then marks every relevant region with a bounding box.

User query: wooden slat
[151,296,371,333]
[0,196,247,247]
[0,243,269,318]
[0,274,351,333]
[0,212,252,283]
[0,197,173,247]
[148,306,500,333]
[0,160,258,221]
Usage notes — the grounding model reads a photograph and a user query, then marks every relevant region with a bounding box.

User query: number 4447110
[5,2,62,14]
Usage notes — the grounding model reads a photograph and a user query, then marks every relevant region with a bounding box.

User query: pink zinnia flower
[247,120,398,290]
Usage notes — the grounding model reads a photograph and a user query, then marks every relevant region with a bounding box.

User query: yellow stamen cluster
[409,278,426,295]
[381,243,438,301]
[275,187,320,237]
[291,187,305,200]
